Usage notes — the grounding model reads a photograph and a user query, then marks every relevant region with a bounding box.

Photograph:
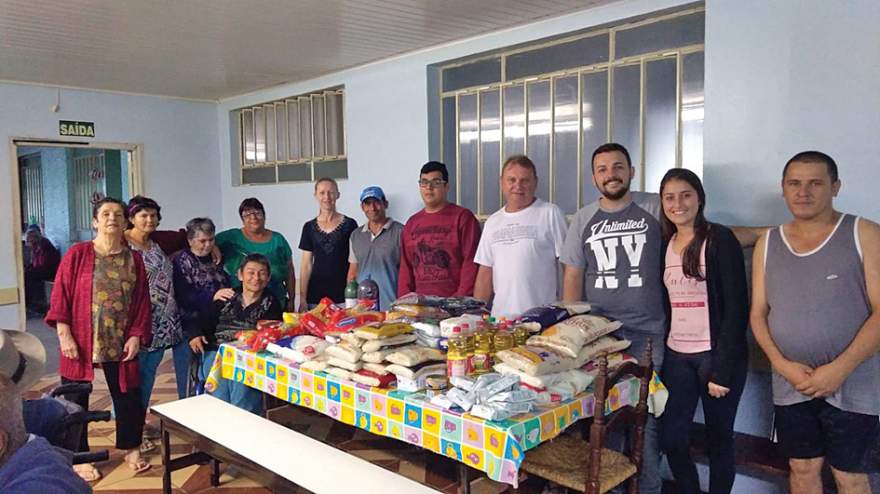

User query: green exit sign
[59,120,95,137]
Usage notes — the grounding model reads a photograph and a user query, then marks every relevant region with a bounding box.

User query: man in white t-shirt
[474,155,568,318]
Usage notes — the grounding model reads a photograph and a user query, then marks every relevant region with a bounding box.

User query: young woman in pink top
[658,168,749,494]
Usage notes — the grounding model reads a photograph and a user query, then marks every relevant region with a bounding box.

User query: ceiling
[0,0,612,100]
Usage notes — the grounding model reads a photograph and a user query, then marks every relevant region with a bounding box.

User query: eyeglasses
[418,179,447,188]
[241,210,265,219]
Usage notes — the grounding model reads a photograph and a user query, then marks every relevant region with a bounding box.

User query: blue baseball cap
[359,186,386,203]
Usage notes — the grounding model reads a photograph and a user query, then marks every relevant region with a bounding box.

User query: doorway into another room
[12,140,142,374]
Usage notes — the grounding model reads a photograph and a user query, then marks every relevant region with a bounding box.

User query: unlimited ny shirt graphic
[585,217,649,289]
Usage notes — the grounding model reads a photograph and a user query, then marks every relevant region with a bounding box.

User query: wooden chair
[517,342,653,494]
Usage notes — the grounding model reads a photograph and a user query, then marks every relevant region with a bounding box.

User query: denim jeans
[606,330,665,494]
[200,349,264,415]
[660,348,746,494]
[138,339,192,410]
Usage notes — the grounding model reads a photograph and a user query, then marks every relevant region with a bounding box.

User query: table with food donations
[206,294,667,488]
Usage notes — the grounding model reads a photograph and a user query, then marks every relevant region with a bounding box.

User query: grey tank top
[765,214,879,415]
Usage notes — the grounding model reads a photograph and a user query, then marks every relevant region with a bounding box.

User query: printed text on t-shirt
[585,218,648,289]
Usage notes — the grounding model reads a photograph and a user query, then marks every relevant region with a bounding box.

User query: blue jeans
[138,339,192,409]
[200,349,264,415]
[607,330,665,494]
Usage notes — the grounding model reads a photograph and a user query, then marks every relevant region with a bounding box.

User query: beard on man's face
[600,178,630,200]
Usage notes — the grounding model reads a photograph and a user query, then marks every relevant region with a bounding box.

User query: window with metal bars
[438,8,705,217]
[233,87,346,185]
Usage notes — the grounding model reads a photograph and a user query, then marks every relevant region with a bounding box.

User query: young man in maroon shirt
[398,161,481,297]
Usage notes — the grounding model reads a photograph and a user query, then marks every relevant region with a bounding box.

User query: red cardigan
[45,242,151,392]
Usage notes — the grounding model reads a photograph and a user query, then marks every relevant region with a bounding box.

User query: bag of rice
[325,366,353,380]
[361,334,418,352]
[527,314,623,358]
[354,322,414,340]
[385,361,445,380]
[576,337,632,368]
[362,344,419,363]
[362,362,390,375]
[494,345,575,376]
[351,369,396,388]
[339,333,364,347]
[385,347,446,367]
[553,300,592,315]
[327,357,363,372]
[324,342,363,364]
[300,355,330,371]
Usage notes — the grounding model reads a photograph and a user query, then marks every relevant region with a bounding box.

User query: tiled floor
[25,357,528,494]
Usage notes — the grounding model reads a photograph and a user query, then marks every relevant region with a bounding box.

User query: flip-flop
[139,438,158,455]
[127,458,152,474]
[73,463,102,482]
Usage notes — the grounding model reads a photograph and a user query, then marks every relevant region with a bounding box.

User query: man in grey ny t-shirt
[561,143,666,494]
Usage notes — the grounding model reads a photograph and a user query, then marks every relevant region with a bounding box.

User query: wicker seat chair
[517,342,653,494]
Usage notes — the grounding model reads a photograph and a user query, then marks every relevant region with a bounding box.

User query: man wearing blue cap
[347,186,404,310]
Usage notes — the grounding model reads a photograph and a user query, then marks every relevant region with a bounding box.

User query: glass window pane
[313,95,326,158]
[326,92,345,156]
[241,109,255,165]
[553,76,579,214]
[611,64,641,190]
[503,84,525,160]
[275,103,288,161]
[299,97,313,159]
[287,100,301,160]
[278,163,312,182]
[242,166,276,184]
[645,57,677,194]
[442,96,458,204]
[506,34,609,80]
[265,105,276,162]
[681,52,704,176]
[480,89,501,215]
[615,11,704,59]
[443,57,502,92]
[581,71,608,207]
[314,159,348,180]
[458,93,478,212]
[527,80,551,201]
[254,106,266,163]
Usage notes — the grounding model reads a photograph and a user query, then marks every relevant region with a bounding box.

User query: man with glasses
[398,161,481,297]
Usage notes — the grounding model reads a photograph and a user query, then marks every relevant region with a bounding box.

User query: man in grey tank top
[751,151,880,494]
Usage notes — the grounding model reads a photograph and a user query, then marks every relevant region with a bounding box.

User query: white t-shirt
[474,198,568,318]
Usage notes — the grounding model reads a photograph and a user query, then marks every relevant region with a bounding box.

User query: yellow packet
[354,323,414,340]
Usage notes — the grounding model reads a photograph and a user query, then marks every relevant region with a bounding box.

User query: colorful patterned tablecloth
[209,342,654,486]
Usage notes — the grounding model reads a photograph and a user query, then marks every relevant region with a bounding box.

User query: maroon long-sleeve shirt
[45,242,151,392]
[398,203,481,298]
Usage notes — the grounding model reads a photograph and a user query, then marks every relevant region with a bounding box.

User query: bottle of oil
[512,324,530,347]
[493,329,515,354]
[446,326,468,378]
[471,331,494,375]
[462,323,475,374]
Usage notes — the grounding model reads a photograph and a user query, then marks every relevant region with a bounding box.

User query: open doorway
[11,139,143,369]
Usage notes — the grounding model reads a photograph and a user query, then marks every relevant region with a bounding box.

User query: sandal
[127,458,152,474]
[139,437,158,455]
[73,463,102,482]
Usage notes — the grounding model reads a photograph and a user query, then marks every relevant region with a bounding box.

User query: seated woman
[201,253,281,414]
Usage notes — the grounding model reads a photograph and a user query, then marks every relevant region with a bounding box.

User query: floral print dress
[132,241,184,351]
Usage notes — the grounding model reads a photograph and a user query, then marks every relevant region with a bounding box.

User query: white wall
[216,0,693,261]
[0,82,220,327]
[703,0,880,226]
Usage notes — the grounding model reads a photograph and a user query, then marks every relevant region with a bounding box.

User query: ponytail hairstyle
[659,168,710,281]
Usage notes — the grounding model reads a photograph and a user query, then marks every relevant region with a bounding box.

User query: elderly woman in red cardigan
[45,197,152,479]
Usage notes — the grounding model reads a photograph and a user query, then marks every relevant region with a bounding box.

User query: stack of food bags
[518,300,591,329]
[431,373,538,421]
[265,335,332,371]
[493,314,630,404]
[388,292,488,320]
[317,321,418,388]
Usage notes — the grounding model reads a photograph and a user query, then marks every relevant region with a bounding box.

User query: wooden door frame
[6,137,144,330]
